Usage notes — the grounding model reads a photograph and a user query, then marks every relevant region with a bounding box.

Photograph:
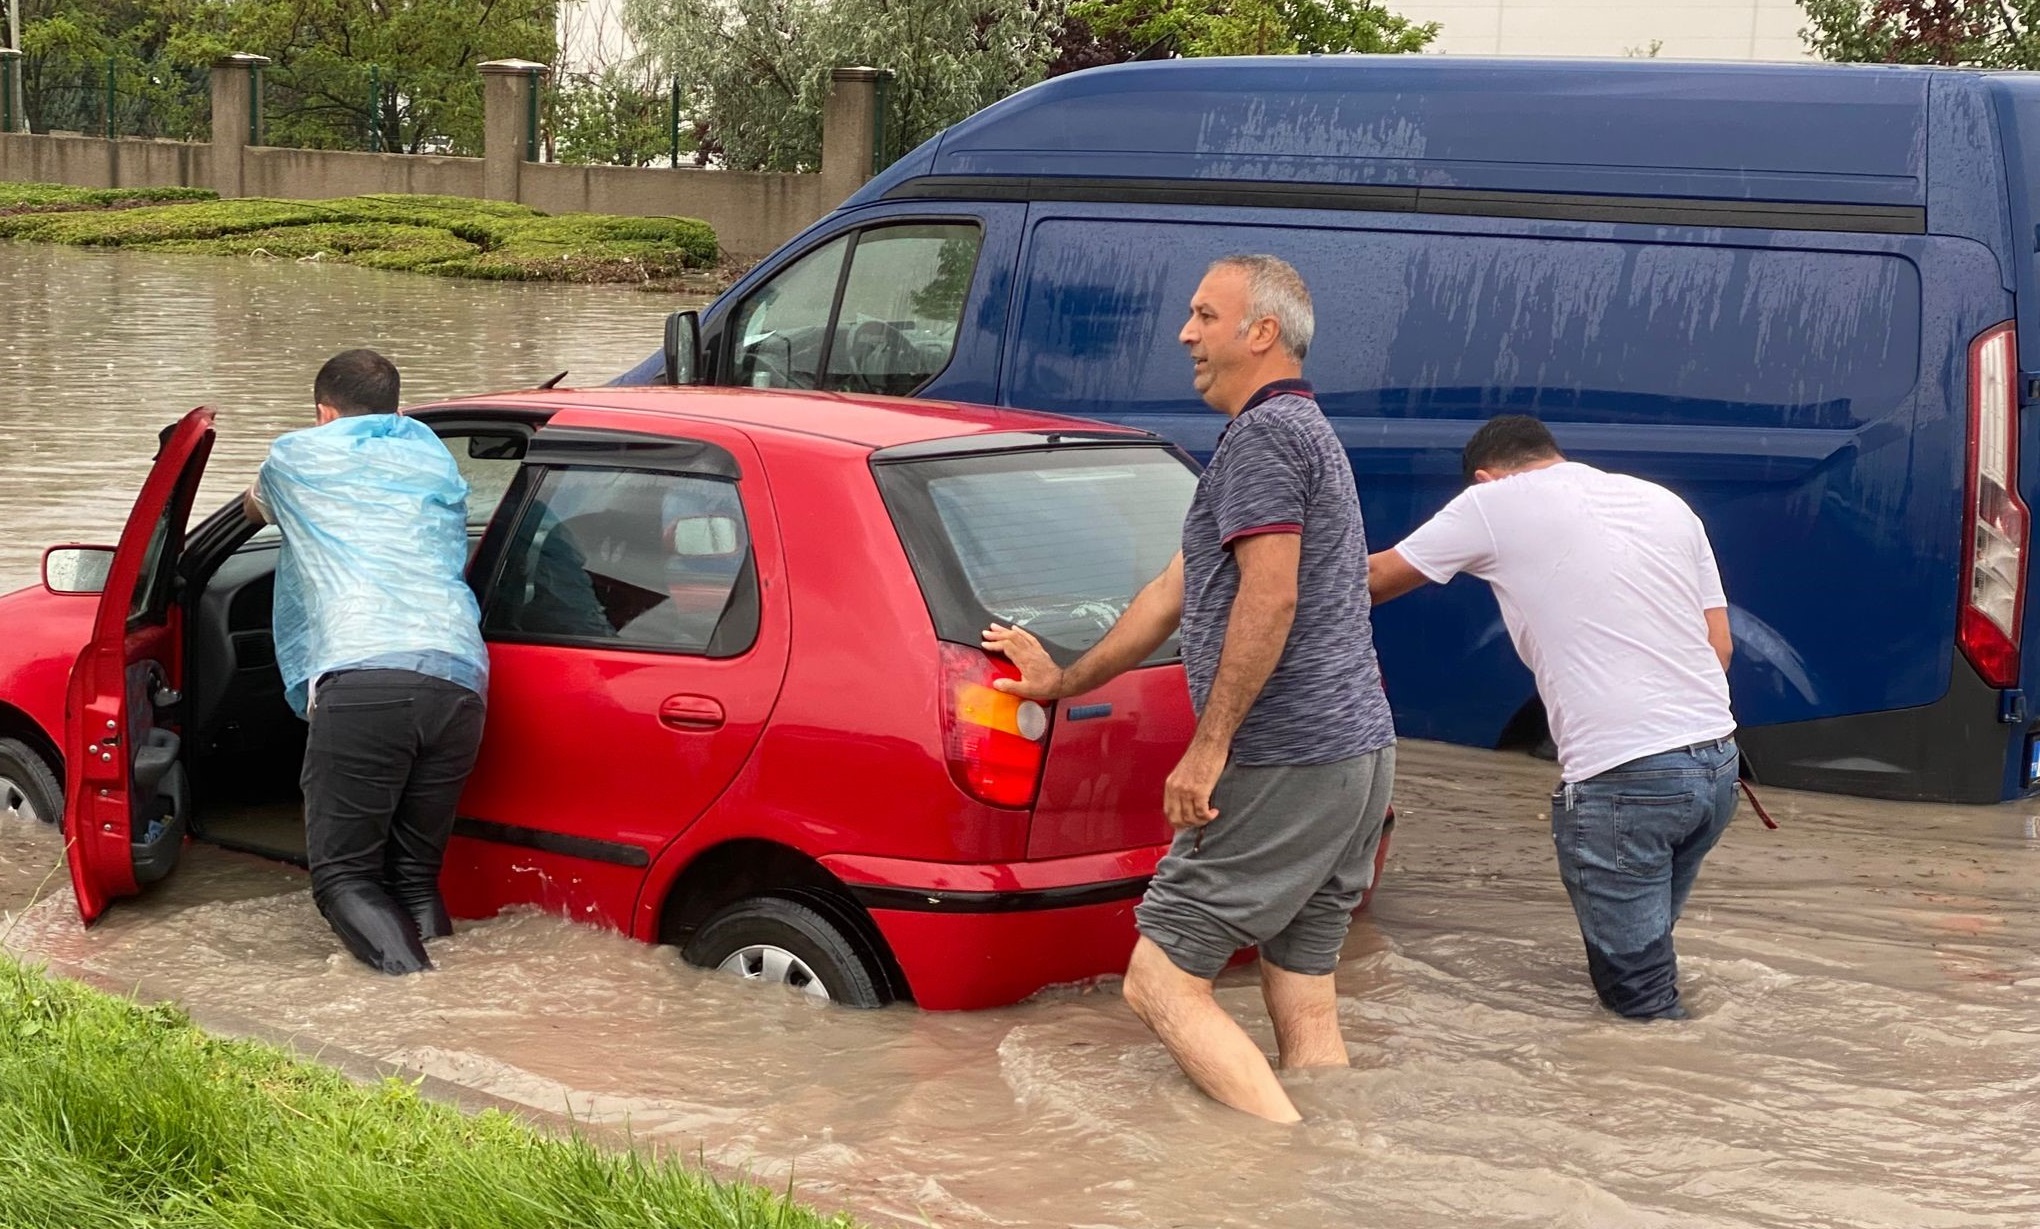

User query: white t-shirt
[1395,462,1734,783]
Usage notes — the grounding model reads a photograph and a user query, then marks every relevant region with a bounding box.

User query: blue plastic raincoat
[255,414,488,719]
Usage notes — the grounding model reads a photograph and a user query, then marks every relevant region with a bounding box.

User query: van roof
[855,56,1978,212]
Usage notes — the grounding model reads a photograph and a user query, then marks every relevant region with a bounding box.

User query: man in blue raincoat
[242,349,488,975]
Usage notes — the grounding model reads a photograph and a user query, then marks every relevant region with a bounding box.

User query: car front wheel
[683,895,889,1008]
[0,738,61,829]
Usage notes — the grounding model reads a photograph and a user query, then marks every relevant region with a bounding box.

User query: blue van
[626,55,2040,804]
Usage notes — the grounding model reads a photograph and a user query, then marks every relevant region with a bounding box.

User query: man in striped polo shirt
[987,255,1395,1122]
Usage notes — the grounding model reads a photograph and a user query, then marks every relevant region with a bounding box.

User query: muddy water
[5,742,2038,1227]
[5,244,2040,1227]
[0,242,691,586]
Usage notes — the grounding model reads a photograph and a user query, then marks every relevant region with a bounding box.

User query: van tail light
[1959,322,2029,690]
[939,642,1051,809]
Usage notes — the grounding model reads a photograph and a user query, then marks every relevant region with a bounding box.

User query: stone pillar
[479,59,547,203]
[210,54,268,197]
[822,66,888,198]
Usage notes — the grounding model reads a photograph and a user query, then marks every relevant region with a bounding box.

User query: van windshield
[875,445,1198,663]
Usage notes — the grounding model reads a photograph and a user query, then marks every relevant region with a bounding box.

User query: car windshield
[875,444,1198,663]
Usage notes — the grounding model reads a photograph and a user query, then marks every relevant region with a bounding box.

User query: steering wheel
[840,319,920,395]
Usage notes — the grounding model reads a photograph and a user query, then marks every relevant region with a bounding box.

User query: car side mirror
[468,435,525,461]
[43,545,115,595]
[664,309,702,386]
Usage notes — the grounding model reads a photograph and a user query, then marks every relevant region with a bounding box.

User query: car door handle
[659,695,725,730]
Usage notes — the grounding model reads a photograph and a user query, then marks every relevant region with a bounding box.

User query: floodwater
[0,242,690,584]
[4,243,2040,1228]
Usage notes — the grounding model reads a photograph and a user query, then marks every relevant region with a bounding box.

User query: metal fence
[261,61,469,155]
[544,69,690,167]
[12,55,208,141]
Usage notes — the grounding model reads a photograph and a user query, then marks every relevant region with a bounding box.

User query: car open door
[63,408,216,924]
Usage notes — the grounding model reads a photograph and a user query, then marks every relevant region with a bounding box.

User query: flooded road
[0,242,690,586]
[5,740,2037,1228]
[4,243,2040,1227]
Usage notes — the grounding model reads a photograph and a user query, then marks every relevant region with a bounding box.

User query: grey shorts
[1134,745,1395,980]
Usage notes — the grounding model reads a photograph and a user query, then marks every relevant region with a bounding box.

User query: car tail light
[939,642,1050,809]
[1959,322,2030,690]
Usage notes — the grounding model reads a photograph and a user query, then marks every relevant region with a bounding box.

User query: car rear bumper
[821,813,1395,1011]
[819,846,1164,1011]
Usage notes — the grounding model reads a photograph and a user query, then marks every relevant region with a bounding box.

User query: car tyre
[684,895,889,1008]
[0,738,62,830]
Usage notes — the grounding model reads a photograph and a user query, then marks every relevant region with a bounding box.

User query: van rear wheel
[0,739,61,829]
[684,895,889,1008]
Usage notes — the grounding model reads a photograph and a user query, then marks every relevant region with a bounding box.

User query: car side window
[436,433,527,531]
[729,235,850,390]
[128,450,205,627]
[822,224,981,397]
[483,466,757,656]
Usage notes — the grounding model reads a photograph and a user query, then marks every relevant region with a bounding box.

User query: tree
[550,66,683,166]
[14,0,206,137]
[625,0,1063,173]
[1798,0,2040,68]
[167,0,556,154]
[1054,0,1435,65]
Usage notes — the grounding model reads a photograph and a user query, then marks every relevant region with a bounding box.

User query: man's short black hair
[313,349,400,416]
[1462,414,1562,483]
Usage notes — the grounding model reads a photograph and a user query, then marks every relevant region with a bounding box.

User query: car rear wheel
[0,739,61,829]
[683,895,888,1008]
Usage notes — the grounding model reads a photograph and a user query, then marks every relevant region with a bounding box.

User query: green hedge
[0,185,720,283]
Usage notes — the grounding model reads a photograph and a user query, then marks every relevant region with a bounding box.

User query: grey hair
[1210,254,1314,361]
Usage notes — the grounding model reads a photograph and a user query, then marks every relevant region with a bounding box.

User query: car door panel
[64,408,214,923]
[441,416,791,928]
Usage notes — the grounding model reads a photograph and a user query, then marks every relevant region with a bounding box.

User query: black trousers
[301,669,485,974]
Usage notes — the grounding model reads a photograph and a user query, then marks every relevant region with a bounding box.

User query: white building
[1385,0,1809,60]
[558,0,642,75]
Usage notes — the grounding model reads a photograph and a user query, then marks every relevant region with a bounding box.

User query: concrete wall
[0,59,889,261]
[521,163,834,259]
[0,132,210,193]
[1396,0,1809,60]
[242,146,484,201]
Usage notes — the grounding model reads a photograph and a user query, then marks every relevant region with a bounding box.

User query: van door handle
[659,695,725,730]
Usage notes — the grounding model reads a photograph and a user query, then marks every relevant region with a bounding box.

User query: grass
[0,182,218,215]
[0,183,720,283]
[0,955,858,1228]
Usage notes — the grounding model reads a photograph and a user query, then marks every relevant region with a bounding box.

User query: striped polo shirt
[1178,380,1395,767]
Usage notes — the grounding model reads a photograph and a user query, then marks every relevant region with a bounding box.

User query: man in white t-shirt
[1369,415,1738,1020]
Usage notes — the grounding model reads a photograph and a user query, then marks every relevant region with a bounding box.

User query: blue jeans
[1551,738,1739,1020]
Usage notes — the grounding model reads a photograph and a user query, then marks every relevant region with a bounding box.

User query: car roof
[410,386,1157,451]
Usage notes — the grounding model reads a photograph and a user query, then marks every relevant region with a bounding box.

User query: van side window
[822,224,981,396]
[730,235,850,390]
[727,222,983,396]
[483,467,757,656]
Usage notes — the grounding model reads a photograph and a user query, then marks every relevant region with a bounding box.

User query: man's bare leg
[1260,960,1348,1068]
[1121,937,1301,1123]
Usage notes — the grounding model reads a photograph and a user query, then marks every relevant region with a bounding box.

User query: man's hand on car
[982,622,1066,699]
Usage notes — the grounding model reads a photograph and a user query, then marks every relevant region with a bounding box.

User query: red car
[0,388,1391,1009]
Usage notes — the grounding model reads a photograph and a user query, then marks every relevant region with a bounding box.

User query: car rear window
[875,444,1198,663]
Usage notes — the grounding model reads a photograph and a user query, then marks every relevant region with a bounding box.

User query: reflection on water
[0,243,692,588]
[4,243,2040,1228]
